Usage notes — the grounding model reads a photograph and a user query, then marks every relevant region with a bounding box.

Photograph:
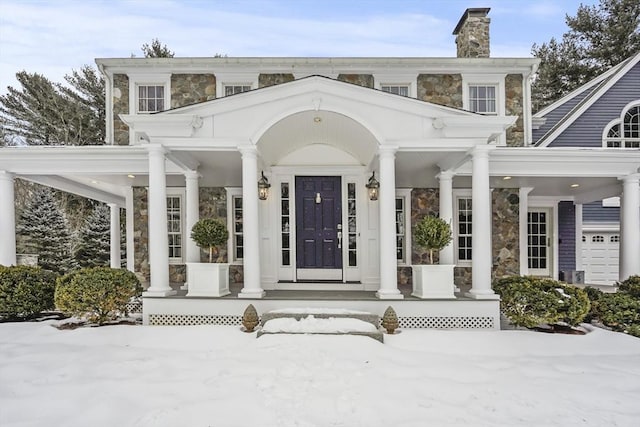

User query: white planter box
[411,264,455,299]
[186,262,230,297]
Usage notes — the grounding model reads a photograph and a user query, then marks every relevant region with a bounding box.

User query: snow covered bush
[55,267,142,325]
[494,276,590,328]
[592,292,640,337]
[0,265,57,320]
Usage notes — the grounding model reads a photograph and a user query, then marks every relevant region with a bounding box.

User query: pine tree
[532,0,640,111]
[17,186,77,275]
[74,203,111,268]
[141,38,175,58]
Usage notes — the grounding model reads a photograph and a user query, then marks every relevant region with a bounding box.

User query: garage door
[581,232,619,286]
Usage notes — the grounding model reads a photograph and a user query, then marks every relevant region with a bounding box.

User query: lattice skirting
[125,300,143,314]
[148,314,495,329]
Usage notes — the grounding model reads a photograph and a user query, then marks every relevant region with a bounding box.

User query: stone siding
[410,188,439,264]
[417,74,463,109]
[132,186,238,285]
[505,74,524,146]
[259,73,295,88]
[492,189,520,278]
[171,74,216,108]
[455,12,490,58]
[113,74,129,145]
[337,74,374,88]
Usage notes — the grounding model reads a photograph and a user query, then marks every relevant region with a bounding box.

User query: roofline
[534,53,638,119]
[535,52,640,147]
[95,56,539,75]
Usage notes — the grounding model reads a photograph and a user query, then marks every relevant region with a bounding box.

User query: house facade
[0,8,638,328]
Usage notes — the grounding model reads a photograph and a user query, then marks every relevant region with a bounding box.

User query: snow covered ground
[1,321,639,427]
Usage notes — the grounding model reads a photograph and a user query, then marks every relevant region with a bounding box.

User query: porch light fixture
[257,171,271,200]
[366,171,380,201]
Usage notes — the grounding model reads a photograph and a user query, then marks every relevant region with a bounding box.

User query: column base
[376,290,404,300]
[238,289,266,299]
[180,283,189,291]
[143,289,177,297]
[464,291,499,300]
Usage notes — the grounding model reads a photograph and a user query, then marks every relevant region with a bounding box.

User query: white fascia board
[0,146,150,175]
[536,54,640,146]
[120,114,202,138]
[438,115,516,139]
[24,175,126,207]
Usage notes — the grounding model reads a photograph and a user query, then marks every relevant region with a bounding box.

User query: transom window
[604,103,640,148]
[138,85,165,113]
[224,85,252,96]
[469,85,497,114]
[381,85,410,97]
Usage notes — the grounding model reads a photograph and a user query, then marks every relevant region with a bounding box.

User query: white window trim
[395,189,413,266]
[374,73,418,98]
[461,73,506,115]
[166,187,185,265]
[602,100,640,148]
[453,189,472,266]
[215,72,258,98]
[225,187,243,265]
[128,73,171,145]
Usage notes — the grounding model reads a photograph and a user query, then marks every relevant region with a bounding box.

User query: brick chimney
[453,8,491,58]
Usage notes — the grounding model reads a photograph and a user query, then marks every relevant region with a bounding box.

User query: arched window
[604,102,640,148]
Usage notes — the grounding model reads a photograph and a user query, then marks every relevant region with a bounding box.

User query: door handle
[337,231,342,249]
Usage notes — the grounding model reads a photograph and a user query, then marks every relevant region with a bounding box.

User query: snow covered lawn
[1,322,639,427]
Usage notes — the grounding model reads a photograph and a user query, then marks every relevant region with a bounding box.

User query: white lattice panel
[398,316,495,329]
[149,314,242,326]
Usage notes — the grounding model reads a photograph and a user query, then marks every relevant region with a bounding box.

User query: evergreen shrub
[592,292,640,335]
[0,265,57,320]
[617,275,640,299]
[494,276,590,328]
[55,267,142,325]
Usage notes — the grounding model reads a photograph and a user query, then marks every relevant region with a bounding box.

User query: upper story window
[603,102,640,148]
[224,84,252,96]
[381,85,410,97]
[137,84,165,113]
[469,85,497,114]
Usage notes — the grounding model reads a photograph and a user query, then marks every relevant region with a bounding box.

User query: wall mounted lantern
[366,171,380,201]
[258,171,271,200]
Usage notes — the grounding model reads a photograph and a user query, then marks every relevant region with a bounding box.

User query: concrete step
[257,309,384,342]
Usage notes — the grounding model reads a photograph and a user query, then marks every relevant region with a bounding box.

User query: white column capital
[0,170,15,182]
[238,144,258,158]
[146,144,167,155]
[437,170,455,181]
[378,145,398,157]
[470,144,496,158]
[184,170,200,180]
[619,173,640,184]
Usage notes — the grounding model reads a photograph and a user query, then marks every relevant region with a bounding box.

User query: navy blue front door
[295,176,342,274]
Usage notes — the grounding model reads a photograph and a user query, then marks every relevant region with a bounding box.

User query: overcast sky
[0,0,597,94]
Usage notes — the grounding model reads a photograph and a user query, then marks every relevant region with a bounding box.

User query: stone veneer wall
[259,73,295,88]
[132,186,243,285]
[171,74,216,108]
[505,74,524,147]
[455,13,490,58]
[113,74,129,145]
[492,189,520,278]
[337,74,374,88]
[417,74,463,109]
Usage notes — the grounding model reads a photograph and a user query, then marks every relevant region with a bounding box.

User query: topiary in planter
[0,265,57,320]
[413,215,452,264]
[55,267,142,325]
[190,218,229,262]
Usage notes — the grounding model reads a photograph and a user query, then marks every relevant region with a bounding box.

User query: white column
[466,146,498,299]
[185,171,200,263]
[0,171,17,266]
[519,187,533,276]
[438,170,454,265]
[108,203,121,269]
[238,146,265,298]
[575,203,583,271]
[125,187,135,272]
[619,173,640,281]
[376,145,403,300]
[145,145,175,296]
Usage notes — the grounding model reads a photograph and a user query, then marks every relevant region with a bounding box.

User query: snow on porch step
[257,309,383,342]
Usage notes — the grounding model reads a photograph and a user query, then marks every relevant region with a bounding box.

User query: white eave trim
[120,114,203,139]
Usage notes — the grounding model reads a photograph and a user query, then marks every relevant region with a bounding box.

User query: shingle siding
[558,201,576,273]
[548,64,640,147]
[532,87,595,142]
[583,201,620,222]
